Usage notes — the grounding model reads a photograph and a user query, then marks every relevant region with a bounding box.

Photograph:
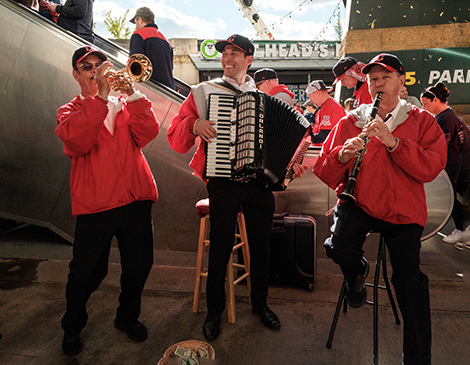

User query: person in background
[400,86,422,108]
[303,100,317,125]
[344,97,354,112]
[294,101,303,114]
[315,53,446,365]
[39,0,60,22]
[55,46,159,356]
[307,80,345,145]
[332,56,372,109]
[129,7,175,90]
[421,82,469,247]
[254,68,294,107]
[46,0,94,43]
[167,34,305,342]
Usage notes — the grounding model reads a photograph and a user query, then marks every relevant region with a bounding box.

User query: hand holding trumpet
[91,61,135,98]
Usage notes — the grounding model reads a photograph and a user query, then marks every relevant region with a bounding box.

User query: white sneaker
[455,242,464,251]
[443,229,463,243]
[463,225,470,242]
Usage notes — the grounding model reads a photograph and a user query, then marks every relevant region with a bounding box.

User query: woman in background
[421,82,469,248]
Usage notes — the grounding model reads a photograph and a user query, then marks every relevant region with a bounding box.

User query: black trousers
[61,200,154,334]
[324,203,431,365]
[446,165,464,231]
[206,179,275,316]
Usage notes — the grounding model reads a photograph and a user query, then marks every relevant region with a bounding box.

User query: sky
[93,0,345,42]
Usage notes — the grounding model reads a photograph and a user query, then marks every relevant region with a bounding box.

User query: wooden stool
[193,199,251,324]
[326,236,401,365]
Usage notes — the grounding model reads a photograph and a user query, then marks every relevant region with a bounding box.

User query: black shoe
[202,314,221,341]
[252,305,281,330]
[62,332,83,356]
[114,320,148,342]
[345,257,370,308]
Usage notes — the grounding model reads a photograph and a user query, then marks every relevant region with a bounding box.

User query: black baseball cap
[362,53,405,75]
[254,68,277,84]
[215,34,254,56]
[72,46,107,68]
[332,56,357,84]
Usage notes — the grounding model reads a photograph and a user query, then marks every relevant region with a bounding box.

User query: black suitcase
[268,214,316,291]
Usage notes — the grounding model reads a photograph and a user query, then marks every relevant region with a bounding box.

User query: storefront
[188,39,341,104]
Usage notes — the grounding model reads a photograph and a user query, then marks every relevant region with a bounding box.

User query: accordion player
[205,91,310,190]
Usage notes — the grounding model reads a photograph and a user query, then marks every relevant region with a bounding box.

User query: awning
[189,54,338,71]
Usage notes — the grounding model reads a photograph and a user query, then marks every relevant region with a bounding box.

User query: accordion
[205,91,310,190]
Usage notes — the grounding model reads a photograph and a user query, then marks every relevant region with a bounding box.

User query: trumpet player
[55,46,160,356]
[314,53,446,365]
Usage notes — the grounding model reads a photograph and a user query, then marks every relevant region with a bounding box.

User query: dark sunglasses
[76,62,102,71]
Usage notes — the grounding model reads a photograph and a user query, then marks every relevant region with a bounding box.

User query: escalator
[0,0,207,251]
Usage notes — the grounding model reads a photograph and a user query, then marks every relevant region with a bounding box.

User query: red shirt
[311,97,346,146]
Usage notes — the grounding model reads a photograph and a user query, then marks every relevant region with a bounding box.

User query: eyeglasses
[256,80,266,87]
[76,62,102,71]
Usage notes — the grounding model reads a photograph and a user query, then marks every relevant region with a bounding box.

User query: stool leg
[238,213,251,303]
[193,216,209,314]
[326,279,347,349]
[373,244,382,365]
[380,241,401,325]
[226,253,236,324]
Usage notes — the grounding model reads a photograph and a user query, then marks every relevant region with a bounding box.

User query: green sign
[349,0,470,30]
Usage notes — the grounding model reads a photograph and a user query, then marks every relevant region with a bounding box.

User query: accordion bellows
[206,91,310,190]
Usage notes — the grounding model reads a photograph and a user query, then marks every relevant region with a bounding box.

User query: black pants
[447,165,464,231]
[206,179,275,316]
[324,203,431,365]
[61,200,154,334]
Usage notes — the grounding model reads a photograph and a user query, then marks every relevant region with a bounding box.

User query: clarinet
[338,92,383,203]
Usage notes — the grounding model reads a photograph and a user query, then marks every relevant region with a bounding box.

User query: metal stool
[192,199,251,324]
[326,236,401,365]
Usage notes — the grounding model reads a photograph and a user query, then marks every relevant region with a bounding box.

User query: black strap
[209,79,243,94]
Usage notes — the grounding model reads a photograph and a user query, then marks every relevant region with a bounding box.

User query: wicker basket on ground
[157,340,215,365]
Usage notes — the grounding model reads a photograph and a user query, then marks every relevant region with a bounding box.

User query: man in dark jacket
[47,0,94,43]
[129,7,175,90]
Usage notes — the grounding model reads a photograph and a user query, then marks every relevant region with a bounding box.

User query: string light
[250,0,343,41]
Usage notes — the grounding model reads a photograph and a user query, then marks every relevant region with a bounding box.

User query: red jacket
[167,91,207,181]
[314,102,446,227]
[55,95,159,217]
[269,85,295,106]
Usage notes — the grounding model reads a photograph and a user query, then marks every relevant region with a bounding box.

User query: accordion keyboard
[206,94,235,178]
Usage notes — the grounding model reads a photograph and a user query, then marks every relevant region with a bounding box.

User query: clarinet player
[313,53,446,365]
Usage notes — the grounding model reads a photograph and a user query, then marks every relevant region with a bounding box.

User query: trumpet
[108,54,153,92]
[338,92,383,203]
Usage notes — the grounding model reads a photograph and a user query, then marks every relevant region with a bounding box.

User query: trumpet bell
[127,53,153,82]
[109,53,153,92]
